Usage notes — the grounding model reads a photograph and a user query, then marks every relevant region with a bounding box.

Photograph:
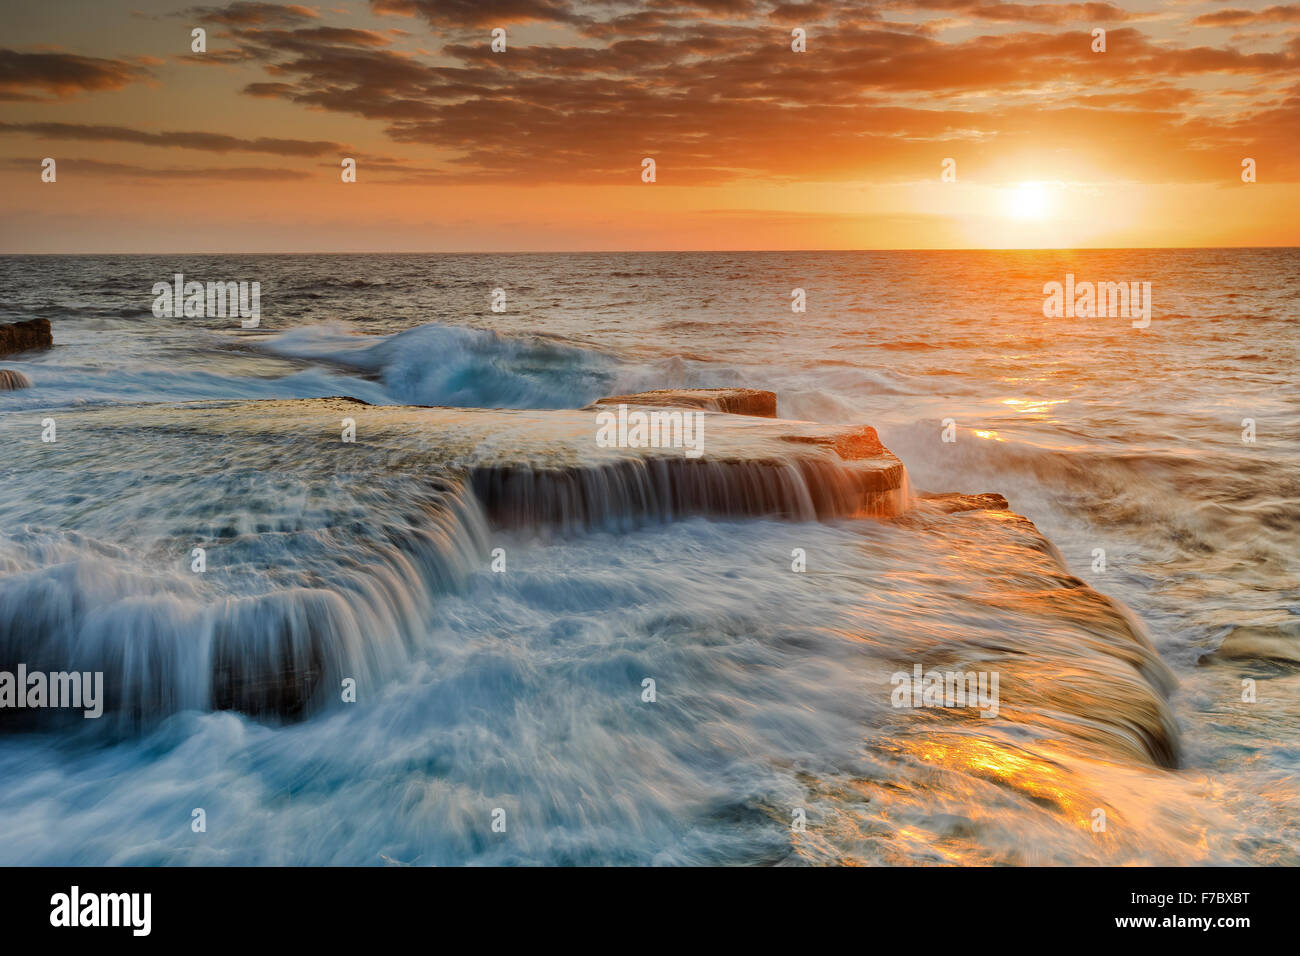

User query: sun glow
[1004,182,1051,220]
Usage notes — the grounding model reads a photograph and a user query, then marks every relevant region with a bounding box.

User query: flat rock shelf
[0,388,1177,775]
[11,392,909,527]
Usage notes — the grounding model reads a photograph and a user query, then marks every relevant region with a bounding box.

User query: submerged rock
[1202,622,1300,665]
[0,369,31,390]
[0,318,52,357]
[886,502,1181,769]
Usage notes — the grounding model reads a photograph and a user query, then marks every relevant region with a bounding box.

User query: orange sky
[1,0,1297,251]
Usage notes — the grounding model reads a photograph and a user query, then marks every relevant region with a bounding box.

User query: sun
[1004,182,1051,220]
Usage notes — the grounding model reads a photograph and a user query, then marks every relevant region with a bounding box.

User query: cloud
[880,0,1132,23]
[371,0,586,28]
[1192,5,1300,28]
[0,122,346,156]
[1,157,311,180]
[142,1,1300,184]
[0,49,149,100]
[184,2,320,26]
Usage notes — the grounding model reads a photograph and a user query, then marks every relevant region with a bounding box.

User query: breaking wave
[260,321,622,409]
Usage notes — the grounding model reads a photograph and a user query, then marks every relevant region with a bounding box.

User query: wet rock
[914,492,1011,513]
[41,396,910,526]
[0,319,52,357]
[590,387,777,417]
[0,369,32,390]
[1202,622,1300,665]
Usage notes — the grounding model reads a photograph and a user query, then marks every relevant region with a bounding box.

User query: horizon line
[3,244,1297,256]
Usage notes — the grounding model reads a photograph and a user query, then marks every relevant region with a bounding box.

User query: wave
[260,321,621,409]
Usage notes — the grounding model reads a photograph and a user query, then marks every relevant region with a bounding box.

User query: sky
[1,0,1297,251]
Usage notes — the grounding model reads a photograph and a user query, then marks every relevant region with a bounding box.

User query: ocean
[0,249,1296,865]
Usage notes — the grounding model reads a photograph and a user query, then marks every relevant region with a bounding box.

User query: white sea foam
[0,249,1296,865]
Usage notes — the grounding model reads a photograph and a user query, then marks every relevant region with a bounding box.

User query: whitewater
[0,250,1296,865]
